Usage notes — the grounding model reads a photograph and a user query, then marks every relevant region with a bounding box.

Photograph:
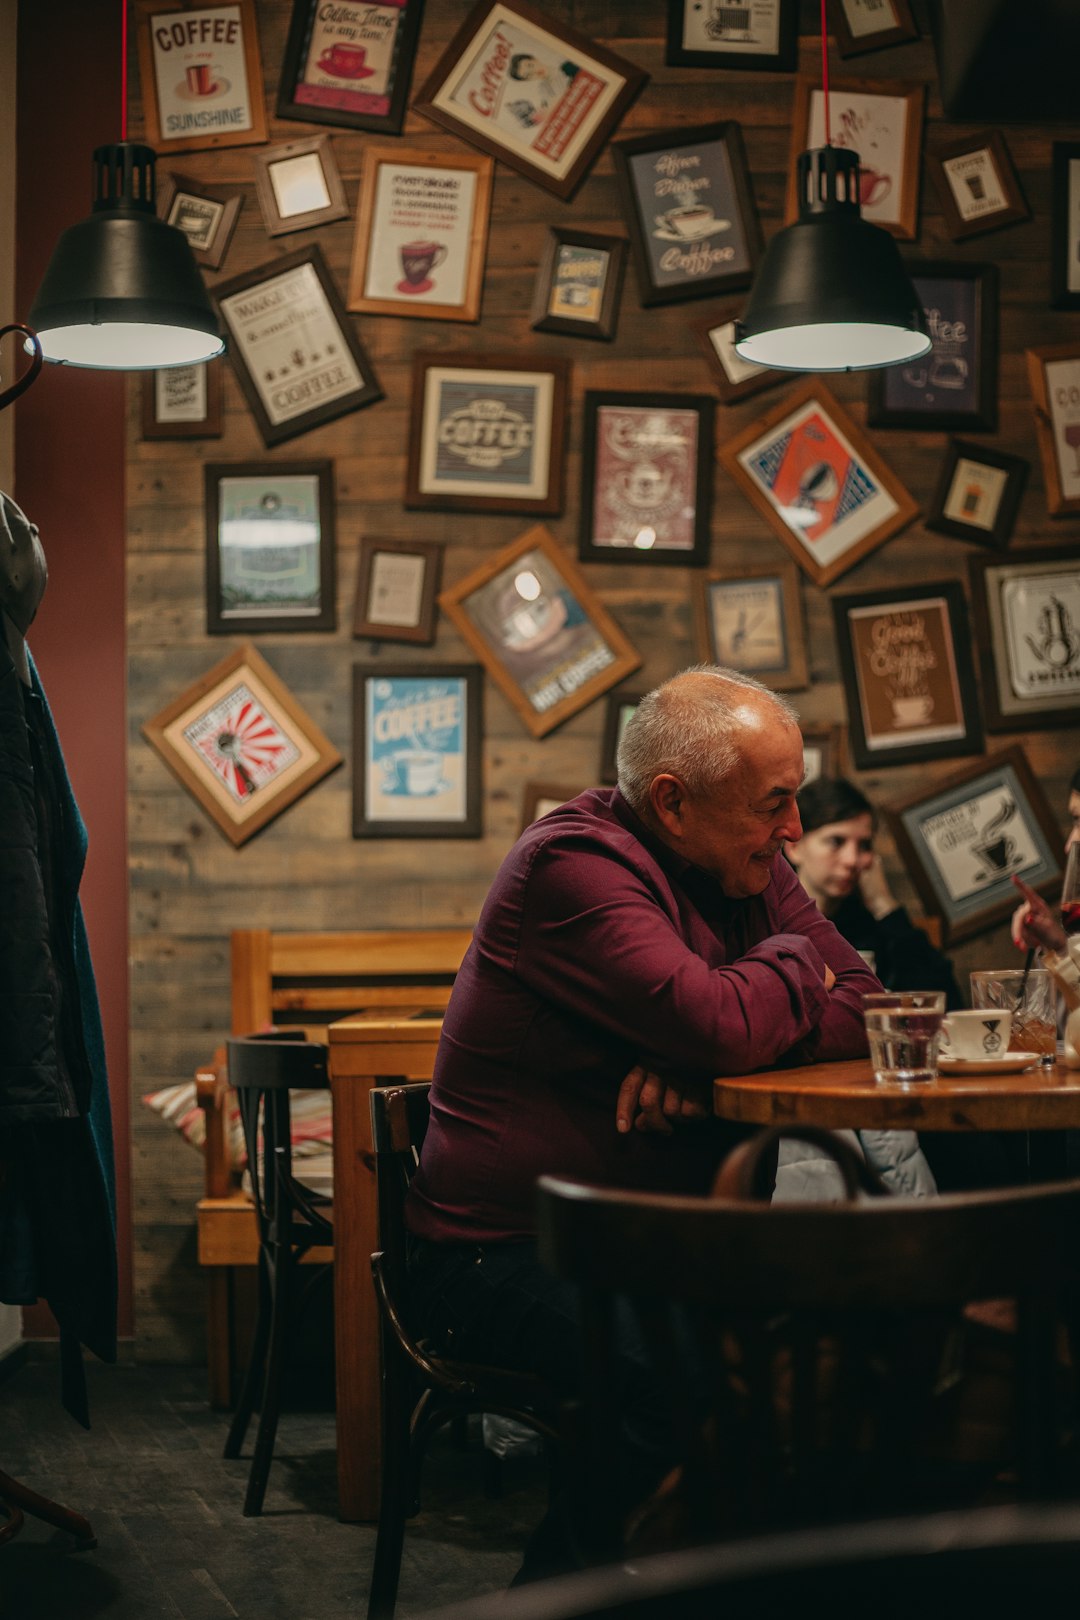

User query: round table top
[713,1056,1080,1132]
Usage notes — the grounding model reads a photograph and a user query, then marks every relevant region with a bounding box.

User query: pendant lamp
[27,5,223,370]
[734,6,930,373]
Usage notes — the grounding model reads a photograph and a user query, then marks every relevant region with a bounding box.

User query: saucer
[653,219,731,243]
[938,1053,1038,1075]
[318,54,375,78]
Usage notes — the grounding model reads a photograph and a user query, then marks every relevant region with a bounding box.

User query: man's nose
[780,807,802,842]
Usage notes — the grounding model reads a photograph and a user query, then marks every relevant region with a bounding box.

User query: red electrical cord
[820,0,831,146]
[120,0,129,140]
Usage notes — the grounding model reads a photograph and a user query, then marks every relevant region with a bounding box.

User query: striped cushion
[142,1081,333,1168]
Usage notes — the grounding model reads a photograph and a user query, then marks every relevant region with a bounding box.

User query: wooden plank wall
[129,0,1080,1359]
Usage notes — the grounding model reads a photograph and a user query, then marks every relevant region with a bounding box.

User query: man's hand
[858,855,898,922]
[1011,874,1066,953]
[616,1063,710,1135]
[823,964,836,992]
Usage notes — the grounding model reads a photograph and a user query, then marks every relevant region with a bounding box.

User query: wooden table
[327,1008,444,1523]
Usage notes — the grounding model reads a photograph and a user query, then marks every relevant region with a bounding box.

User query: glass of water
[863,991,947,1085]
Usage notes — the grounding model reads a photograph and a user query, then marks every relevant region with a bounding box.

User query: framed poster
[141,643,342,847]
[969,549,1080,735]
[801,724,844,785]
[613,122,763,308]
[664,0,798,70]
[693,562,808,691]
[347,145,493,323]
[578,391,714,566]
[352,538,444,646]
[599,689,643,784]
[157,172,241,268]
[786,76,925,239]
[690,303,793,406]
[276,0,425,135]
[414,0,647,202]
[926,130,1029,243]
[211,246,382,448]
[530,228,627,341]
[832,581,983,771]
[204,461,334,635]
[251,135,349,236]
[141,361,223,439]
[136,0,268,154]
[352,664,482,838]
[719,380,918,589]
[926,439,1028,551]
[1052,144,1080,311]
[1026,343,1080,518]
[521,780,579,831]
[405,353,569,514]
[884,747,1064,945]
[829,0,919,58]
[439,524,641,739]
[866,263,998,431]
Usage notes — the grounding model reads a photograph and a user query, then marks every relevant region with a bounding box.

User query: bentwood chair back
[222,1034,334,1517]
[535,1160,1080,1564]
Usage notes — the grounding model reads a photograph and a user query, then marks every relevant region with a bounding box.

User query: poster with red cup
[278,0,425,133]
[138,0,268,153]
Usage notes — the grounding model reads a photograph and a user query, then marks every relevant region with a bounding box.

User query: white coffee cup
[940,1008,1012,1061]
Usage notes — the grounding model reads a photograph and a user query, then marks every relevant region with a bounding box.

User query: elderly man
[405,666,877,1576]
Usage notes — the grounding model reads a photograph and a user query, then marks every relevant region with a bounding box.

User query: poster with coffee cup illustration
[550,244,609,322]
[580,394,714,565]
[298,0,403,112]
[139,0,268,152]
[788,77,924,239]
[870,266,997,431]
[355,668,480,835]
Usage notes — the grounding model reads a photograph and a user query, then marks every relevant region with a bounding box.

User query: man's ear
[649,773,687,840]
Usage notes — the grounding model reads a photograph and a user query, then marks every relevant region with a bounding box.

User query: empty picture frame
[866,262,998,432]
[786,75,925,239]
[1026,343,1080,517]
[252,135,349,236]
[136,0,268,155]
[204,460,335,635]
[927,129,1029,242]
[352,663,483,838]
[352,538,444,646]
[925,439,1028,551]
[969,548,1080,734]
[157,171,242,268]
[276,0,426,135]
[1052,143,1080,311]
[665,0,798,70]
[530,228,627,341]
[693,561,808,691]
[141,360,223,439]
[690,303,793,406]
[579,391,715,565]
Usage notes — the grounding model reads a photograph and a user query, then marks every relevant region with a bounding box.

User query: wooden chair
[367,1083,561,1620]
[222,1035,334,1517]
[535,1154,1080,1564]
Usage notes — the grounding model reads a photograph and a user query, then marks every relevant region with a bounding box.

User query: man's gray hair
[617,665,800,814]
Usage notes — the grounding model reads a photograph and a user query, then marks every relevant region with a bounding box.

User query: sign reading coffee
[139,0,267,152]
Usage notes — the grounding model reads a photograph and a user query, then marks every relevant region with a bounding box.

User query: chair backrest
[369,1083,431,1272]
[226,1036,330,1240]
[535,1168,1080,1557]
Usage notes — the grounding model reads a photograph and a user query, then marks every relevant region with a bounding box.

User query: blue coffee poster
[364,674,468,823]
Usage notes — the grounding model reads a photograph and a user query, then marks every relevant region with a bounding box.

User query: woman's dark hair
[796,775,874,835]
[1071,764,1080,796]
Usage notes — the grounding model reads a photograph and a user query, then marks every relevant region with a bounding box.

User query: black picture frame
[157,172,242,270]
[925,439,1029,551]
[968,548,1080,735]
[352,663,483,839]
[204,461,336,636]
[578,390,715,566]
[529,228,628,342]
[1052,143,1080,311]
[866,262,998,432]
[276,0,425,135]
[664,0,798,70]
[599,690,643,784]
[613,121,763,308]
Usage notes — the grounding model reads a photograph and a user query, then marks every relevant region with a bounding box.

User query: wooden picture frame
[352,663,482,839]
[405,352,569,515]
[599,689,643,784]
[829,0,919,58]
[211,246,382,448]
[352,538,444,646]
[832,580,983,771]
[694,562,808,691]
[927,129,1029,242]
[136,0,268,154]
[786,76,925,240]
[867,262,998,432]
[578,391,715,566]
[1026,343,1080,518]
[690,303,794,406]
[251,134,348,236]
[968,548,1080,735]
[141,642,342,847]
[204,460,335,635]
[347,145,493,323]
[529,228,627,342]
[157,171,241,268]
[801,724,844,785]
[520,781,579,831]
[665,0,798,70]
[439,524,641,739]
[1052,144,1080,311]
[719,380,918,589]
[613,121,763,308]
[276,0,425,135]
[883,746,1064,946]
[414,0,647,202]
[141,360,223,439]
[926,439,1028,551]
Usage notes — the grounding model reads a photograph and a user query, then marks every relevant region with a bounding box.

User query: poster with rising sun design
[142,643,342,846]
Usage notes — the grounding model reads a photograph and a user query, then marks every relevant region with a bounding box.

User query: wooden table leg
[332,1068,381,1523]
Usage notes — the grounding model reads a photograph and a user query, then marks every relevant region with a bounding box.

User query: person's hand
[1010,875,1066,953]
[858,855,899,922]
[823,964,836,993]
[615,1064,710,1135]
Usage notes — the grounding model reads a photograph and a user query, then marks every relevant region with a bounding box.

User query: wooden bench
[195,927,471,1408]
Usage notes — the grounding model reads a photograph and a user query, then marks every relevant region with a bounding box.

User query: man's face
[787,814,875,905]
[674,720,804,898]
[1067,790,1080,852]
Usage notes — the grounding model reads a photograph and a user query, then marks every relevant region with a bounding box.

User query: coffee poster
[150,4,257,142]
[626,137,752,293]
[942,456,1008,532]
[880,275,979,417]
[806,87,907,232]
[362,162,478,309]
[680,0,782,56]
[296,0,406,116]
[549,243,609,321]
[916,779,1041,906]
[706,577,787,674]
[942,148,1008,227]
[1046,357,1080,502]
[363,673,470,823]
[846,597,965,751]
[155,365,207,424]
[419,366,554,500]
[590,404,699,550]
[1000,566,1080,704]
[216,472,323,620]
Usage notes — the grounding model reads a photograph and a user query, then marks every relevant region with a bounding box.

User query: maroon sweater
[406,789,878,1243]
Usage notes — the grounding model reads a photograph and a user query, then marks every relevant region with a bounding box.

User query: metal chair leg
[224,1247,272,1459]
[242,1246,292,1516]
[367,1347,417,1620]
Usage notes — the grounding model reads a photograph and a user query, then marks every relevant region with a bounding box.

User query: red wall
[15,1,133,1340]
